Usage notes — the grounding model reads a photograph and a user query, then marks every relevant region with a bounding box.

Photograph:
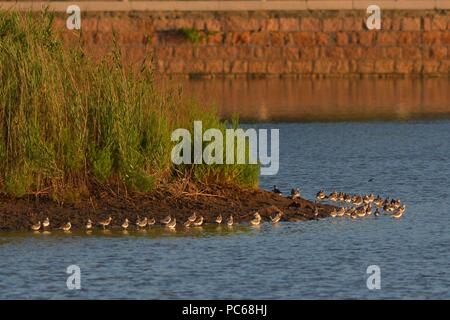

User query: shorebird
[250,212,261,226]
[86,219,93,230]
[166,218,176,229]
[273,185,282,195]
[148,217,156,226]
[392,205,406,219]
[122,218,130,230]
[227,215,234,226]
[384,203,395,212]
[31,221,41,231]
[374,208,381,217]
[393,199,402,209]
[160,215,171,225]
[270,211,282,223]
[344,194,352,203]
[328,191,338,202]
[136,216,148,228]
[314,205,319,218]
[188,212,197,223]
[183,219,191,228]
[337,207,346,217]
[316,190,326,201]
[356,207,366,218]
[366,204,372,215]
[368,194,375,203]
[353,196,363,206]
[338,192,345,202]
[43,217,50,229]
[374,196,383,208]
[290,188,301,199]
[215,214,223,224]
[61,222,71,232]
[99,216,112,229]
[346,207,355,216]
[363,195,370,205]
[330,209,338,217]
[193,215,204,226]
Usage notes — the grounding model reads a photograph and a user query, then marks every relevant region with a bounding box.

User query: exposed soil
[0,184,336,232]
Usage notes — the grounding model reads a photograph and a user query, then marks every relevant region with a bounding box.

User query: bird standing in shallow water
[147,217,156,226]
[193,216,204,226]
[270,211,282,223]
[227,215,234,226]
[215,214,222,224]
[160,215,171,225]
[330,209,338,217]
[122,218,130,230]
[344,194,352,203]
[356,206,366,217]
[337,207,346,217]
[31,221,41,231]
[316,190,326,201]
[183,219,191,228]
[353,196,363,206]
[136,216,147,228]
[99,216,112,229]
[392,205,406,219]
[374,209,381,217]
[188,212,197,223]
[346,207,355,216]
[61,222,71,232]
[250,212,261,226]
[328,191,338,202]
[43,217,50,229]
[166,218,176,229]
[86,219,93,230]
[374,196,383,208]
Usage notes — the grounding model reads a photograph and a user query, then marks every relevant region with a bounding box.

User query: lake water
[1,80,450,299]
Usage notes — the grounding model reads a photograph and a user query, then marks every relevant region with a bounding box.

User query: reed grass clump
[0,11,258,199]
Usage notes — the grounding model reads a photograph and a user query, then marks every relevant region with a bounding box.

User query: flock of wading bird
[29,187,405,232]
[313,189,406,219]
[29,210,278,232]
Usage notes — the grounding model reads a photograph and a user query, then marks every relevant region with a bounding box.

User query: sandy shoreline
[0,185,336,232]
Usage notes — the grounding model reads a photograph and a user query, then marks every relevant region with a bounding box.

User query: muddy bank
[0,185,336,232]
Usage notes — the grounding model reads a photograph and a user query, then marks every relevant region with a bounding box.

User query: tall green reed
[0,11,258,199]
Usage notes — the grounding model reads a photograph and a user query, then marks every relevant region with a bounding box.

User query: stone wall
[55,10,450,77]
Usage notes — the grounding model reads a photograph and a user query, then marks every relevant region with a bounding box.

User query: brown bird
[122,218,130,230]
[270,212,282,223]
[31,221,41,231]
[193,216,204,227]
[42,217,50,229]
[250,212,261,226]
[166,218,176,229]
[160,215,171,225]
[61,222,72,232]
[188,212,197,223]
[99,216,112,229]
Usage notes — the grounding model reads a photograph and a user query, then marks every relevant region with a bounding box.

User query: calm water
[1,79,450,299]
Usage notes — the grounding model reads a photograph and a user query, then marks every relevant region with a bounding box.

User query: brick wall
[55,10,450,77]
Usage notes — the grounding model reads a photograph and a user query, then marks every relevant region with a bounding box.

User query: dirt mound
[0,185,336,231]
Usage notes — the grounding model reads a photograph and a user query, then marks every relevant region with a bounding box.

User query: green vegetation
[179,28,203,43]
[0,11,258,200]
